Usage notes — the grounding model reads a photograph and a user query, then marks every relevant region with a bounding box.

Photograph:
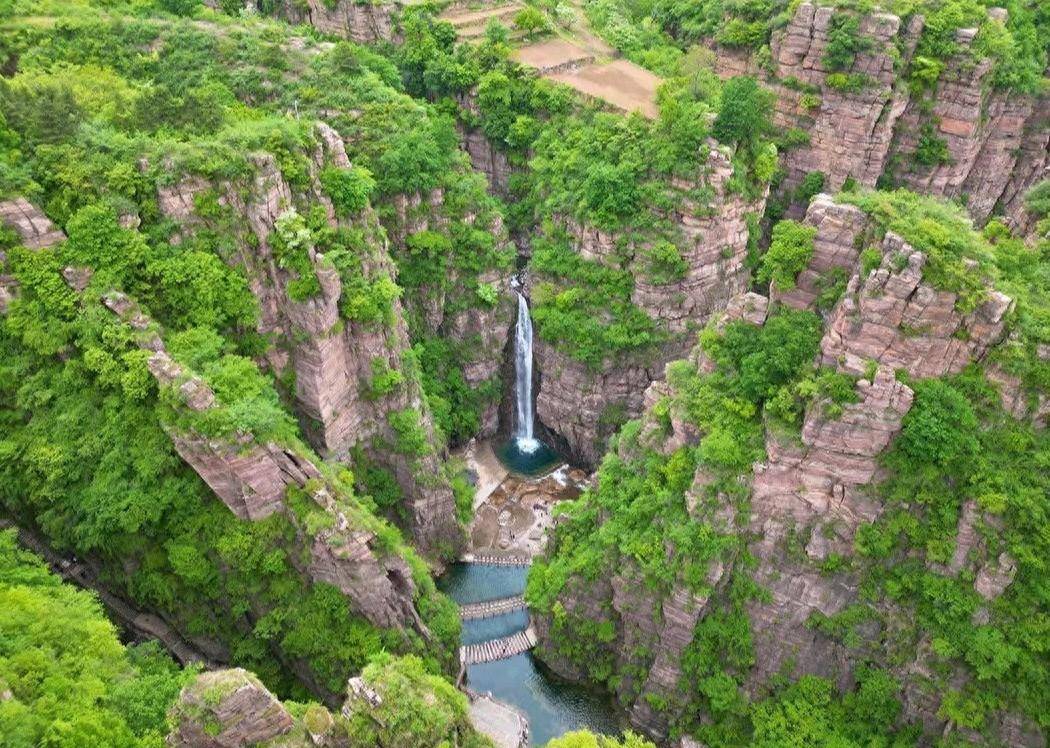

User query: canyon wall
[0,197,454,703]
[154,123,464,555]
[530,193,1036,744]
[98,288,430,638]
[757,3,1048,227]
[535,142,767,467]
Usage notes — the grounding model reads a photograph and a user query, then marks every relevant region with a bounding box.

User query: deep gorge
[0,0,1046,746]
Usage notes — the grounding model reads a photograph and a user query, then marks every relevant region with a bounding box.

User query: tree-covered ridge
[576,0,1047,94]
[0,0,515,446]
[0,528,191,747]
[528,181,1049,744]
[0,528,497,747]
[387,10,779,365]
[0,0,480,704]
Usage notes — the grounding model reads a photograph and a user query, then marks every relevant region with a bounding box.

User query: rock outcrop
[769,3,921,191]
[153,122,464,556]
[761,3,1049,227]
[263,0,397,43]
[98,289,429,635]
[773,194,870,311]
[820,234,1012,378]
[381,182,516,441]
[532,197,1026,740]
[535,143,768,467]
[746,368,913,688]
[779,194,1013,379]
[886,25,1048,225]
[0,198,66,249]
[167,669,295,748]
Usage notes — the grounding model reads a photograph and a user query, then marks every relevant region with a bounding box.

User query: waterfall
[514,291,540,454]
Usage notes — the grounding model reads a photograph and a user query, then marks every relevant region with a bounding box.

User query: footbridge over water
[455,560,537,666]
[461,626,538,665]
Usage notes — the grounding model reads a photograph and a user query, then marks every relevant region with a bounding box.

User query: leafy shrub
[320,165,376,217]
[757,219,816,291]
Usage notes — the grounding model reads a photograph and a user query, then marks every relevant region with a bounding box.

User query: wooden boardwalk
[461,626,538,665]
[460,595,527,620]
[460,553,531,567]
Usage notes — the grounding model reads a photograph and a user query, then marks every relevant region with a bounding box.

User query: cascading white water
[514,291,540,454]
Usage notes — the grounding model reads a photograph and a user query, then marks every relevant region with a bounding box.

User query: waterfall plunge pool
[495,437,562,477]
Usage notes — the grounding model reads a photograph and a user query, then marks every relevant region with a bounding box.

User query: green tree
[757,219,817,291]
[712,76,772,149]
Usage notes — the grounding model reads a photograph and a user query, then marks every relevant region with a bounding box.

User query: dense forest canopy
[0,0,1046,744]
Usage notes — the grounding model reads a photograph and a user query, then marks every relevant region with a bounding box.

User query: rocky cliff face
[534,142,767,467]
[820,235,1012,378]
[98,289,428,636]
[382,181,516,441]
[168,669,297,748]
[762,3,1048,227]
[262,0,397,43]
[530,194,1032,743]
[154,122,464,556]
[770,3,920,191]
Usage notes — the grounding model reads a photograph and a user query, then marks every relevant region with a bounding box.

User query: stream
[438,563,624,746]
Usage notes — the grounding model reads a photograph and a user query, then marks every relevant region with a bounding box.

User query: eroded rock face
[167,669,294,748]
[886,28,1049,226]
[821,234,1012,378]
[266,0,396,43]
[381,184,516,441]
[770,3,920,191]
[535,341,666,467]
[96,290,427,636]
[998,92,1050,242]
[746,368,913,687]
[153,122,463,556]
[0,198,67,249]
[532,219,1023,739]
[535,144,767,467]
[774,194,869,311]
[764,3,1048,227]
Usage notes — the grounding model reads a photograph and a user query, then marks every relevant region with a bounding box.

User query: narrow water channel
[439,563,624,746]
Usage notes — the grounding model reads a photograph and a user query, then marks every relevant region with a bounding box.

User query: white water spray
[514,291,540,454]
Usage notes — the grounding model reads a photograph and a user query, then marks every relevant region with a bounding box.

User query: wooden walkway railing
[459,553,531,567]
[459,595,527,621]
[460,626,538,665]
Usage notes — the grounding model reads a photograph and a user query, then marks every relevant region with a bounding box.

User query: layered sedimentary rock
[535,143,767,467]
[0,198,66,249]
[887,25,1049,225]
[746,368,913,688]
[167,669,295,748]
[98,289,427,634]
[820,234,1012,378]
[998,92,1050,241]
[773,194,870,311]
[154,122,463,555]
[762,3,1049,226]
[534,344,666,467]
[769,3,921,191]
[533,212,1027,740]
[263,0,397,43]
